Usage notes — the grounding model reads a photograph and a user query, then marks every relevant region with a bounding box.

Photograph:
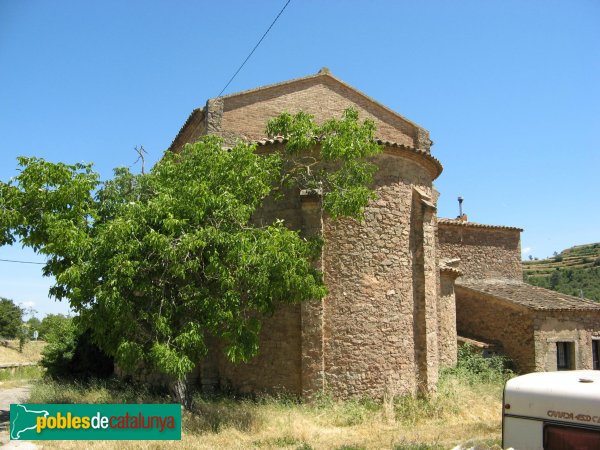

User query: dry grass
[0,339,46,364]
[29,372,504,450]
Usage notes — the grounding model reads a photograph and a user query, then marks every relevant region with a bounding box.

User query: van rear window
[544,424,600,449]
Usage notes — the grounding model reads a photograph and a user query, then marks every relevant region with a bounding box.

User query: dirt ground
[0,384,39,449]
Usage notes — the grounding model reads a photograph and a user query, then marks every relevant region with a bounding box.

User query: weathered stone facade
[436,219,600,374]
[167,69,600,400]
[533,310,600,371]
[455,283,536,372]
[437,220,523,280]
[455,278,600,373]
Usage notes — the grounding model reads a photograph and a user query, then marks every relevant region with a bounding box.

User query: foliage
[525,266,600,301]
[29,377,168,404]
[0,297,23,339]
[523,242,600,301]
[0,365,43,384]
[37,314,70,340]
[443,344,514,385]
[0,110,379,395]
[189,394,263,434]
[40,315,113,379]
[266,108,382,219]
[40,314,77,377]
[26,316,42,336]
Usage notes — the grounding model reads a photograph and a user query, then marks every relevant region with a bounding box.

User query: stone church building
[169,69,600,399]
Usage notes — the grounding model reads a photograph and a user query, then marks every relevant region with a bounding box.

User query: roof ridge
[215,69,424,132]
[438,218,523,232]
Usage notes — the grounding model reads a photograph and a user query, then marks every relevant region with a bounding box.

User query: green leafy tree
[37,314,70,340]
[40,315,77,377]
[27,316,42,335]
[0,297,23,339]
[266,108,382,219]
[0,109,380,405]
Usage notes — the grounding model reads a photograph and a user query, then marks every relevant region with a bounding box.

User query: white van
[503,370,600,449]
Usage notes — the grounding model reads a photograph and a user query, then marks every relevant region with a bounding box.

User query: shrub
[40,315,77,377]
[37,314,70,340]
[41,317,113,379]
[445,344,513,385]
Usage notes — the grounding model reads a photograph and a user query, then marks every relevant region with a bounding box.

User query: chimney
[457,196,468,222]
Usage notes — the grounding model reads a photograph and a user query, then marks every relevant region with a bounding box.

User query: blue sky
[1,0,598,317]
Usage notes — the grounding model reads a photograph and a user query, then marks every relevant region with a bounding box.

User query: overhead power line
[0,258,45,265]
[217,0,292,97]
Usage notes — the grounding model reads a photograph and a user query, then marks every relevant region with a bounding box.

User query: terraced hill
[523,243,600,301]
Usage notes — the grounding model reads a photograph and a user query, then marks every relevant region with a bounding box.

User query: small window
[556,342,574,370]
[593,340,600,370]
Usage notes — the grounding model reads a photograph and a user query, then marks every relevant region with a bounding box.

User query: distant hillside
[523,243,600,301]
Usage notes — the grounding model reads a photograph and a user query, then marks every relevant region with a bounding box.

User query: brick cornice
[255,137,443,180]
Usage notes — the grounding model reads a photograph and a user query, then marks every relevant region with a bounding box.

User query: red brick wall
[220,76,419,148]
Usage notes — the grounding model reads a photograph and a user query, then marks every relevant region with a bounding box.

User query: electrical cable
[217,0,292,97]
[0,258,45,265]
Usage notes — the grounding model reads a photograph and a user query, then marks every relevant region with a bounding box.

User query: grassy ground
[26,370,506,450]
[0,365,44,389]
[0,339,46,365]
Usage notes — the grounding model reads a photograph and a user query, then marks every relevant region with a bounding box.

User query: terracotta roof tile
[438,218,523,232]
[456,279,600,311]
[168,108,205,152]
[255,137,443,178]
[457,335,498,349]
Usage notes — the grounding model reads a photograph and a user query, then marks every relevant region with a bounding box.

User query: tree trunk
[171,377,192,409]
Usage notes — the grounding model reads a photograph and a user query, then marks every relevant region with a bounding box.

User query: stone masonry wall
[438,273,458,368]
[199,147,441,399]
[210,304,303,395]
[437,224,522,280]
[533,310,600,371]
[322,152,438,398]
[173,73,443,399]
[455,286,536,372]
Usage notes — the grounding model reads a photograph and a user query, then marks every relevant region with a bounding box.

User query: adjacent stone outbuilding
[437,218,600,373]
[456,280,600,372]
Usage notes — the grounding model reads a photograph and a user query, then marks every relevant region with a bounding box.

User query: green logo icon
[10,404,181,440]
